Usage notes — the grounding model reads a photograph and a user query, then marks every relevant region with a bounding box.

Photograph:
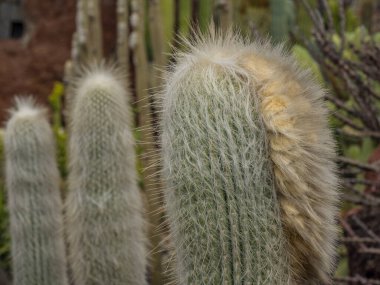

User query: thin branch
[332,111,365,131]
[334,276,380,284]
[319,0,334,33]
[338,0,346,54]
[351,215,380,242]
[341,237,380,244]
[325,93,358,117]
[338,157,380,172]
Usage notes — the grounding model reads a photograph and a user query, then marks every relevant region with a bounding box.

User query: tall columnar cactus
[65,67,147,285]
[161,30,339,284]
[270,0,294,43]
[4,98,68,285]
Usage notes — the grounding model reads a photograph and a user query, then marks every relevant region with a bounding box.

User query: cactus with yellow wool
[4,98,68,285]
[65,67,148,285]
[161,29,339,284]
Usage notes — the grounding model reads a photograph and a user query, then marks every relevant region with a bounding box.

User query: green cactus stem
[4,98,68,285]
[65,67,147,285]
[161,29,339,284]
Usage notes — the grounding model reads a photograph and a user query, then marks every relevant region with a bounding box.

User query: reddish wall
[0,0,116,124]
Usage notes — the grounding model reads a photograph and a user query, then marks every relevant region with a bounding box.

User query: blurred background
[0,0,379,284]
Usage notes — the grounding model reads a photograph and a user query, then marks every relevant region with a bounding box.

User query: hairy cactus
[65,67,147,285]
[4,98,68,285]
[161,30,339,284]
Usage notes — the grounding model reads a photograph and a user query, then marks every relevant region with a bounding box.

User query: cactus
[161,29,339,284]
[270,0,294,42]
[4,98,68,285]
[65,67,147,285]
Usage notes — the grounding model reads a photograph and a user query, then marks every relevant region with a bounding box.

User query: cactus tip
[8,96,45,121]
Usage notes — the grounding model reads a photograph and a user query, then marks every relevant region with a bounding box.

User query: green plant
[294,2,380,281]
[161,29,339,284]
[4,98,68,285]
[48,82,68,179]
[65,67,147,285]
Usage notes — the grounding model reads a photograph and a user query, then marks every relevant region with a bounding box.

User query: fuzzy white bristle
[9,97,44,121]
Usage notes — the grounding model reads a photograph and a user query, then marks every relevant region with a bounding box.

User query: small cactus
[161,29,339,284]
[65,66,147,285]
[4,98,68,285]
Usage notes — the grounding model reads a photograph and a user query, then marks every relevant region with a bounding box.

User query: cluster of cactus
[3,29,339,285]
[4,68,147,285]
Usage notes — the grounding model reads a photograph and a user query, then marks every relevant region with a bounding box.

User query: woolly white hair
[8,97,45,120]
[65,65,148,285]
[5,96,69,285]
[161,27,339,284]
